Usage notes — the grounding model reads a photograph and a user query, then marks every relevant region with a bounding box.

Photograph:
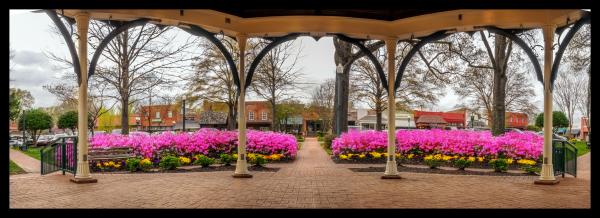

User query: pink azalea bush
[332,129,543,160]
[90,129,297,160]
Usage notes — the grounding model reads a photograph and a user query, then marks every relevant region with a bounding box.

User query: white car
[9,139,22,147]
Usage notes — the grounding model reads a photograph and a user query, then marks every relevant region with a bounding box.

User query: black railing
[552,139,578,178]
[41,137,77,175]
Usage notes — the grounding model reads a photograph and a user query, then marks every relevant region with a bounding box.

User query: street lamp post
[182,96,186,132]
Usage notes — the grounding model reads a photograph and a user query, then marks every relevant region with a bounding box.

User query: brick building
[139,105,197,132]
[506,112,528,129]
[245,101,272,131]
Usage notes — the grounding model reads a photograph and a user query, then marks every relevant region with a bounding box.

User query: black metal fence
[41,137,77,175]
[552,139,578,178]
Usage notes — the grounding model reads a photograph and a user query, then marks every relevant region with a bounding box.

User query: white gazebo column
[535,25,559,185]
[71,12,96,184]
[233,34,252,178]
[382,39,401,179]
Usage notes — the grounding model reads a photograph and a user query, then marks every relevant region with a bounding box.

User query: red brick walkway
[9,148,40,173]
[9,138,590,208]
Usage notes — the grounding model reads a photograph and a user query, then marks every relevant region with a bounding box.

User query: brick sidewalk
[9,138,590,208]
[9,148,40,173]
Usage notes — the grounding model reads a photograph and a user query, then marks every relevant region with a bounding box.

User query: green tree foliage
[18,109,53,146]
[9,91,21,121]
[57,111,78,133]
[535,111,569,133]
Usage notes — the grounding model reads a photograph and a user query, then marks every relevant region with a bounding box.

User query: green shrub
[324,134,335,150]
[526,125,541,132]
[159,155,180,170]
[194,155,215,167]
[489,158,509,173]
[453,158,472,170]
[521,165,540,175]
[316,131,324,137]
[139,158,153,171]
[125,158,141,172]
[424,155,444,169]
[219,153,233,166]
[296,135,304,142]
[249,154,267,167]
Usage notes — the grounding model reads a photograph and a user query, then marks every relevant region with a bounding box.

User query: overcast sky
[9,10,584,128]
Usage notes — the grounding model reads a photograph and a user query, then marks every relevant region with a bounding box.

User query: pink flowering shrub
[90,129,297,160]
[332,130,543,160]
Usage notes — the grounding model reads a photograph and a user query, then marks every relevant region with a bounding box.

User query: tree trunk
[333,37,352,136]
[491,36,509,136]
[375,103,383,131]
[227,102,236,130]
[120,30,130,135]
[271,99,277,131]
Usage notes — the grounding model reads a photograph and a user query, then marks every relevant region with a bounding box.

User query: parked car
[36,135,55,146]
[536,131,567,141]
[129,131,150,136]
[9,139,22,148]
[506,128,523,133]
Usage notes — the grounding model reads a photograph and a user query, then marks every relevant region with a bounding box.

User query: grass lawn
[573,141,590,157]
[17,146,44,160]
[9,160,26,175]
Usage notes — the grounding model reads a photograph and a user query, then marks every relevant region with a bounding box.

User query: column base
[232,173,253,178]
[381,175,402,179]
[534,179,560,185]
[70,177,98,184]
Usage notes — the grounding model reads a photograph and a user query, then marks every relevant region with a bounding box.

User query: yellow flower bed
[517,159,537,166]
[179,157,191,165]
[424,154,443,161]
[339,154,348,160]
[370,152,382,159]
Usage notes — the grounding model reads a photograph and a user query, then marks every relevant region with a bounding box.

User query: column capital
[73,12,90,21]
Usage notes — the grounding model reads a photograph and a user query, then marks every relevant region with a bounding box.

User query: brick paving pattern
[10,138,590,208]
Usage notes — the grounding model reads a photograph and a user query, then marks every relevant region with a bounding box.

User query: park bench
[88,147,136,161]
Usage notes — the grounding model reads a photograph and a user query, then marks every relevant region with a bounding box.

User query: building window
[156,112,160,119]
[261,111,267,121]
[168,111,172,118]
[249,112,255,120]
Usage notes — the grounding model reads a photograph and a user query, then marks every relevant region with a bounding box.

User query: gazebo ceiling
[57,9,587,40]
[211,9,453,21]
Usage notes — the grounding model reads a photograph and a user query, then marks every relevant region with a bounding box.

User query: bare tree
[566,24,591,133]
[351,41,443,130]
[250,40,305,131]
[47,21,196,135]
[310,78,336,132]
[185,36,259,130]
[554,70,586,136]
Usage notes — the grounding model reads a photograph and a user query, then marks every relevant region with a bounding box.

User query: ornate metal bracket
[45,10,81,85]
[550,13,591,87]
[335,34,389,92]
[395,30,450,92]
[179,24,241,93]
[245,33,302,91]
[88,18,151,79]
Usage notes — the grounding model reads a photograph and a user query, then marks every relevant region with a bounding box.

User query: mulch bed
[92,165,280,174]
[349,165,538,177]
[332,157,540,170]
